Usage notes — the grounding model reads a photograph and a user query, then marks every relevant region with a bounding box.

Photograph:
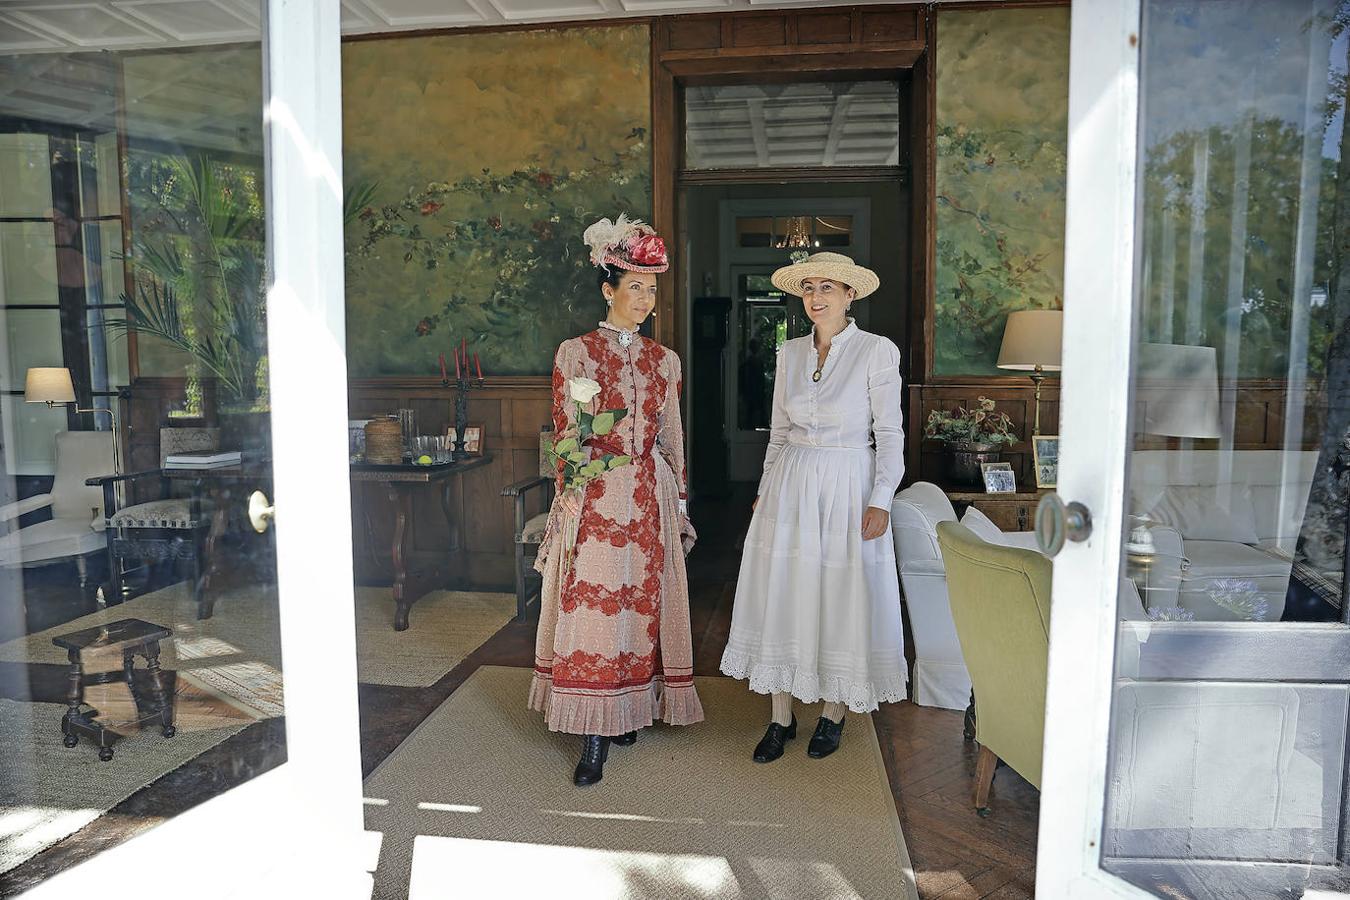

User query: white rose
[568,377,602,405]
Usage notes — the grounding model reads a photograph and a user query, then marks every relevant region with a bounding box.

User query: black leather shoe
[807,715,845,759]
[573,734,611,786]
[753,716,797,763]
[611,730,637,746]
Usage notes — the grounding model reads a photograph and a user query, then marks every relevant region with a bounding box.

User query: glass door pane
[0,11,303,893]
[1101,0,1350,894]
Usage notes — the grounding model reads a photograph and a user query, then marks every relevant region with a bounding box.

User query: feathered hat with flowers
[582,214,669,274]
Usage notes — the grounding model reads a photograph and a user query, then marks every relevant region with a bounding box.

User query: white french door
[10,2,365,897]
[1038,0,1350,897]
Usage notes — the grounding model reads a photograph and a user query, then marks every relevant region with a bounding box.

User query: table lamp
[1134,343,1221,441]
[26,366,120,474]
[997,309,1063,436]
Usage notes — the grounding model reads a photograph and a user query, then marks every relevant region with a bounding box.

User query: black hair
[597,267,624,290]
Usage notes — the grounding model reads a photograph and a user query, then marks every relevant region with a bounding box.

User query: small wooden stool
[52,618,176,761]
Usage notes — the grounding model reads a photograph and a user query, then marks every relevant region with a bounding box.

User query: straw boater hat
[770,252,880,299]
[582,214,669,274]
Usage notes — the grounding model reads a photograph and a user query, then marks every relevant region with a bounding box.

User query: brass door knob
[1034,493,1092,557]
[248,490,275,534]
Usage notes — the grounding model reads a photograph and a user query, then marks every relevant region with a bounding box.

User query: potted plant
[924,397,1018,487]
[107,153,375,453]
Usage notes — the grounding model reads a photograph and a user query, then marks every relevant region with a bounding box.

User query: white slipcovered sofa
[891,482,1108,711]
[1129,450,1319,621]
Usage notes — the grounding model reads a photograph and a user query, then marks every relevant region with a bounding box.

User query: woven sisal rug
[363,666,918,900]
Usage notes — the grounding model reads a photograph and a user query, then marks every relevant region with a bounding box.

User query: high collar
[597,319,641,348]
[812,318,858,347]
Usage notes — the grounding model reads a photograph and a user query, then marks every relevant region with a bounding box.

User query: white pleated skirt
[720,443,907,713]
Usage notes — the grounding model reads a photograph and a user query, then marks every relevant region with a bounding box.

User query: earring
[606,299,613,307]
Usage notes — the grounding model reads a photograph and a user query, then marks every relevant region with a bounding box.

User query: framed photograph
[981,461,1017,494]
[453,424,484,456]
[347,419,369,461]
[1033,435,1060,489]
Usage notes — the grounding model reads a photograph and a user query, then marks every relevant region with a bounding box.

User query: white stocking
[821,701,847,723]
[771,692,794,726]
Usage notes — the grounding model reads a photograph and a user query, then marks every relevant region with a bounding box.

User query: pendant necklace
[813,345,827,383]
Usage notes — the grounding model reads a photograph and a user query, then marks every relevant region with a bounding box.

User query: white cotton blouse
[756,320,906,511]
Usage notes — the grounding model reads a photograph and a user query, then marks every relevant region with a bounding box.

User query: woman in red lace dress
[529,216,703,786]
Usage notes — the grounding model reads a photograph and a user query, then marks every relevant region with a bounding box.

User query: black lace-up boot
[573,734,611,786]
[611,730,637,746]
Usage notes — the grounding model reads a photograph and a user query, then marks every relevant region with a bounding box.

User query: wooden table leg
[389,483,413,631]
[62,649,83,748]
[142,640,175,737]
[964,689,977,742]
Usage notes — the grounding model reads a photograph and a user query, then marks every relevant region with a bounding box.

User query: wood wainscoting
[348,376,553,592]
[907,379,1327,489]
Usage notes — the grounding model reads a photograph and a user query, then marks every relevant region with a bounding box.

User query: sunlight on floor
[408,835,740,899]
[541,809,705,825]
[417,803,481,813]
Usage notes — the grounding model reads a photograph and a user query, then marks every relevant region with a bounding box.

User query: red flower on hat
[420,200,443,216]
[628,233,666,267]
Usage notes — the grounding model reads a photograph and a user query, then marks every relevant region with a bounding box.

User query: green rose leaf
[592,412,616,435]
[566,451,587,464]
[554,437,578,455]
[610,407,628,422]
[581,461,606,477]
[607,455,631,469]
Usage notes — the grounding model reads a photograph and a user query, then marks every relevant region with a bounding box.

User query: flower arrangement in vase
[924,397,1019,487]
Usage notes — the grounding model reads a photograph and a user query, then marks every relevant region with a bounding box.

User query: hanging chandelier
[773,216,819,250]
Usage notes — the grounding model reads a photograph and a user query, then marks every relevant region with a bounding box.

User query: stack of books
[164,450,242,470]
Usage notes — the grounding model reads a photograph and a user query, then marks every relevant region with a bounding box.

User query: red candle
[474,352,482,380]
[460,337,467,373]
[439,352,447,381]
[454,347,461,379]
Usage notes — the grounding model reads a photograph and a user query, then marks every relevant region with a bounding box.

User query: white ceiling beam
[746,97,770,167]
[820,95,850,165]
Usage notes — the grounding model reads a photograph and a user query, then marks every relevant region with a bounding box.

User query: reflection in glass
[0,18,286,892]
[1104,0,1350,894]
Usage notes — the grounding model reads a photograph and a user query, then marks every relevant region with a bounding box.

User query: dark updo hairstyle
[597,267,624,291]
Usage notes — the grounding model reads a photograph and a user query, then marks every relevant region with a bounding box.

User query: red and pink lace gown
[528,326,704,735]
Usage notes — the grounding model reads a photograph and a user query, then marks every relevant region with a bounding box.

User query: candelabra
[444,372,485,460]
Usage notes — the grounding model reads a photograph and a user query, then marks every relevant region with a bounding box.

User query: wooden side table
[52,618,176,761]
[350,455,494,631]
[944,486,1052,532]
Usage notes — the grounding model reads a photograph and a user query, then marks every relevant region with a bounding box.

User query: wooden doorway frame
[648,4,934,379]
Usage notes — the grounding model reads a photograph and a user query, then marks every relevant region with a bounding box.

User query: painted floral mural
[342,26,652,377]
[933,8,1070,376]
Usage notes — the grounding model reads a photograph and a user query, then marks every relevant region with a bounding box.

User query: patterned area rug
[0,685,253,875]
[0,581,516,704]
[363,666,919,900]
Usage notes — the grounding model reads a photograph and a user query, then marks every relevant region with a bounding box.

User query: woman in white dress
[720,252,906,762]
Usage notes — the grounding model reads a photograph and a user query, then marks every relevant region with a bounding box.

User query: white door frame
[21,2,367,896]
[1034,0,1155,896]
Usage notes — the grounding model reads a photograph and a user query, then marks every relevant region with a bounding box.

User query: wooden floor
[3,488,1039,898]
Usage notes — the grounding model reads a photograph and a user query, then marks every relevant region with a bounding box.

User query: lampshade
[24,367,75,404]
[997,309,1063,371]
[1136,343,1221,439]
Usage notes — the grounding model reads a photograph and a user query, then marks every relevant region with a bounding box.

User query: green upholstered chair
[936,520,1052,816]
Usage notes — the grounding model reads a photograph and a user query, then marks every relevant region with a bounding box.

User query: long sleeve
[656,350,689,502]
[550,341,581,493]
[757,346,790,496]
[867,337,905,510]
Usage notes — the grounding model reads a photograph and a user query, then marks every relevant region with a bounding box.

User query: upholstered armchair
[0,431,115,608]
[89,426,221,618]
[936,520,1051,816]
[500,426,555,621]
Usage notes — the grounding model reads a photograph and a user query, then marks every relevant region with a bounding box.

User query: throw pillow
[960,506,1007,546]
[1145,484,1260,544]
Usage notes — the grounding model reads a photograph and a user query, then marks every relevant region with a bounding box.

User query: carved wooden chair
[90,426,222,619]
[500,426,555,621]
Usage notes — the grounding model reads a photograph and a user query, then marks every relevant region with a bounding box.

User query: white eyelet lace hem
[719,650,908,713]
